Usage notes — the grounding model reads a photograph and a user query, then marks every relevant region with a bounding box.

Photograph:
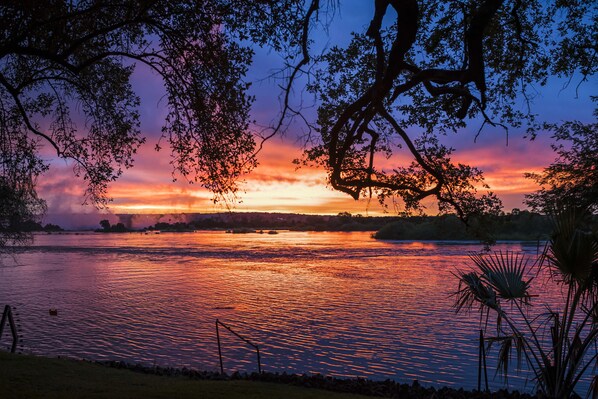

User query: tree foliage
[0,170,46,247]
[0,1,270,203]
[525,110,598,214]
[0,0,310,244]
[293,0,596,221]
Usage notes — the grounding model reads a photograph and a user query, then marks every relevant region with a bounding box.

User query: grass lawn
[0,352,371,399]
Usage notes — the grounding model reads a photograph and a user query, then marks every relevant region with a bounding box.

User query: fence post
[215,319,262,374]
[0,305,18,353]
[216,319,224,374]
[256,345,261,374]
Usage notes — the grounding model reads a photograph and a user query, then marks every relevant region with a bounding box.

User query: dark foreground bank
[0,351,541,399]
[0,351,368,399]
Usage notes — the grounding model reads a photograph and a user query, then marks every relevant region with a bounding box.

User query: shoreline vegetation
[0,351,539,399]
[13,210,589,242]
[94,210,556,242]
[372,212,552,241]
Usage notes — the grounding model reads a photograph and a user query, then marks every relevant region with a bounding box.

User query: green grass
[0,352,371,399]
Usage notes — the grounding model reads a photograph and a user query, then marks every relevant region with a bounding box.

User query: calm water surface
[0,231,590,392]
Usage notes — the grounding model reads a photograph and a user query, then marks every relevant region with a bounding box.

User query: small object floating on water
[49,308,58,316]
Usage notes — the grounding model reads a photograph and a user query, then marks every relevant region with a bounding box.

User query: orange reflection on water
[401,241,439,250]
[0,231,583,391]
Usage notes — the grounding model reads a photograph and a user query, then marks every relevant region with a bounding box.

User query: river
[0,231,590,393]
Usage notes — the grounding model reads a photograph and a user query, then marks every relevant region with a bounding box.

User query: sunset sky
[37,3,596,227]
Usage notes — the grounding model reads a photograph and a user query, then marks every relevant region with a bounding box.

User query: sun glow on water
[2,231,588,392]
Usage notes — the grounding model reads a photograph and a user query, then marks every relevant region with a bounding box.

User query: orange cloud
[37,129,556,217]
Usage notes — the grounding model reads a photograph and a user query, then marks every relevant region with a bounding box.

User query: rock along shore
[94,360,541,399]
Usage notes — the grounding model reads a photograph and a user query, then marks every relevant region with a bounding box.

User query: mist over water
[0,231,590,392]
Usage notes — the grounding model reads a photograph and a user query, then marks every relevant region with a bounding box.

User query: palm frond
[454,205,598,398]
[497,336,513,380]
[582,295,598,326]
[470,251,532,302]
[485,334,526,381]
[452,270,498,313]
[570,332,583,369]
[547,207,598,286]
[515,334,525,370]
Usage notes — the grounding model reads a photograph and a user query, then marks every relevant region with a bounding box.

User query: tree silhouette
[0,0,308,244]
[99,219,111,231]
[0,1,596,244]
[292,0,595,221]
[525,116,598,214]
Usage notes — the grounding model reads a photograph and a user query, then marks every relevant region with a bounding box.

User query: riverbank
[0,351,369,399]
[0,351,538,399]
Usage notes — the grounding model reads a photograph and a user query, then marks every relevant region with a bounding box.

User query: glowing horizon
[38,132,557,219]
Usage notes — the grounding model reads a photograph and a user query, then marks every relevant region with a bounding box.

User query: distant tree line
[93,210,591,241]
[374,210,561,241]
[144,212,396,232]
[0,220,63,233]
[96,220,128,233]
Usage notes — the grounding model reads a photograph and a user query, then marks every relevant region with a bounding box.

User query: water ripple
[0,231,587,393]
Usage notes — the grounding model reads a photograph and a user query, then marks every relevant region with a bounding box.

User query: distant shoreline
[29,229,551,245]
[18,211,560,243]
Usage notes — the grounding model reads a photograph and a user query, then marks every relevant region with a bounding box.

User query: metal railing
[0,305,18,353]
[215,319,262,374]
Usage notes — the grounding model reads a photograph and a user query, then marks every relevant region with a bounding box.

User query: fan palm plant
[454,207,598,398]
